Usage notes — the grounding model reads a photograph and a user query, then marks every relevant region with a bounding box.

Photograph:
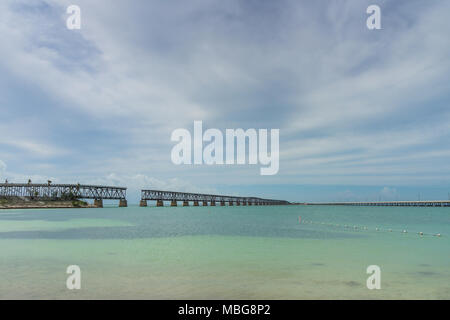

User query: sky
[1,0,450,203]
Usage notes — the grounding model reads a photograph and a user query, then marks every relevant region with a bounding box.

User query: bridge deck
[141,189,289,205]
[0,183,126,200]
[304,201,450,207]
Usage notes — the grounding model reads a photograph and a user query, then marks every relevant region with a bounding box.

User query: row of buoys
[299,218,442,237]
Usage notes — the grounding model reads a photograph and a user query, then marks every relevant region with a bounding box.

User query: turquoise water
[0,205,448,299]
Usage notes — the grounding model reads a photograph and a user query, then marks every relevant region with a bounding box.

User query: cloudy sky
[1,0,449,202]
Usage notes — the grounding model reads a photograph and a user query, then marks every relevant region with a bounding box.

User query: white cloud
[0,0,449,190]
[88,173,218,194]
[0,160,6,178]
[380,186,397,200]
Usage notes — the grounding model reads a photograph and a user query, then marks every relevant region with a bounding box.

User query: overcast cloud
[1,0,449,202]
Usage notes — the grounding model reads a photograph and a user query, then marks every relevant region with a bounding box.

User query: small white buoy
[418,232,423,236]
[402,230,407,233]
[436,233,441,237]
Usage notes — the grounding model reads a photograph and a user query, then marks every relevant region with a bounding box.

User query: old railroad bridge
[302,201,450,207]
[0,182,127,208]
[0,182,289,207]
[140,189,289,207]
[3,182,448,208]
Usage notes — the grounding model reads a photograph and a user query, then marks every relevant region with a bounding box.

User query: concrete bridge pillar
[193,201,199,206]
[119,199,128,207]
[248,202,252,206]
[220,201,225,206]
[183,200,189,206]
[94,199,103,208]
[210,201,216,206]
[242,201,247,206]
[171,200,177,207]
[236,201,240,206]
[140,200,147,207]
[203,201,208,206]
[156,200,164,207]
[229,201,233,206]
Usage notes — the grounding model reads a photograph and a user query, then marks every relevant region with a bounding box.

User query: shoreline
[0,199,94,210]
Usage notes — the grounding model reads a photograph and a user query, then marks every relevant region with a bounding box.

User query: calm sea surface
[0,205,448,299]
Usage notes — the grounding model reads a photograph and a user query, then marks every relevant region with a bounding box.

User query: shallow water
[0,205,448,299]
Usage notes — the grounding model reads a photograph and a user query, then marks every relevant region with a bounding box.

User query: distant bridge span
[140,189,289,207]
[0,183,127,207]
[302,201,450,207]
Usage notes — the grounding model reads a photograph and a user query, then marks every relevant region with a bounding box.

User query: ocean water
[0,205,448,299]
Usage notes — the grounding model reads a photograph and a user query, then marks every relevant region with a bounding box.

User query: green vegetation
[62,191,78,201]
[0,197,89,208]
[71,200,88,208]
